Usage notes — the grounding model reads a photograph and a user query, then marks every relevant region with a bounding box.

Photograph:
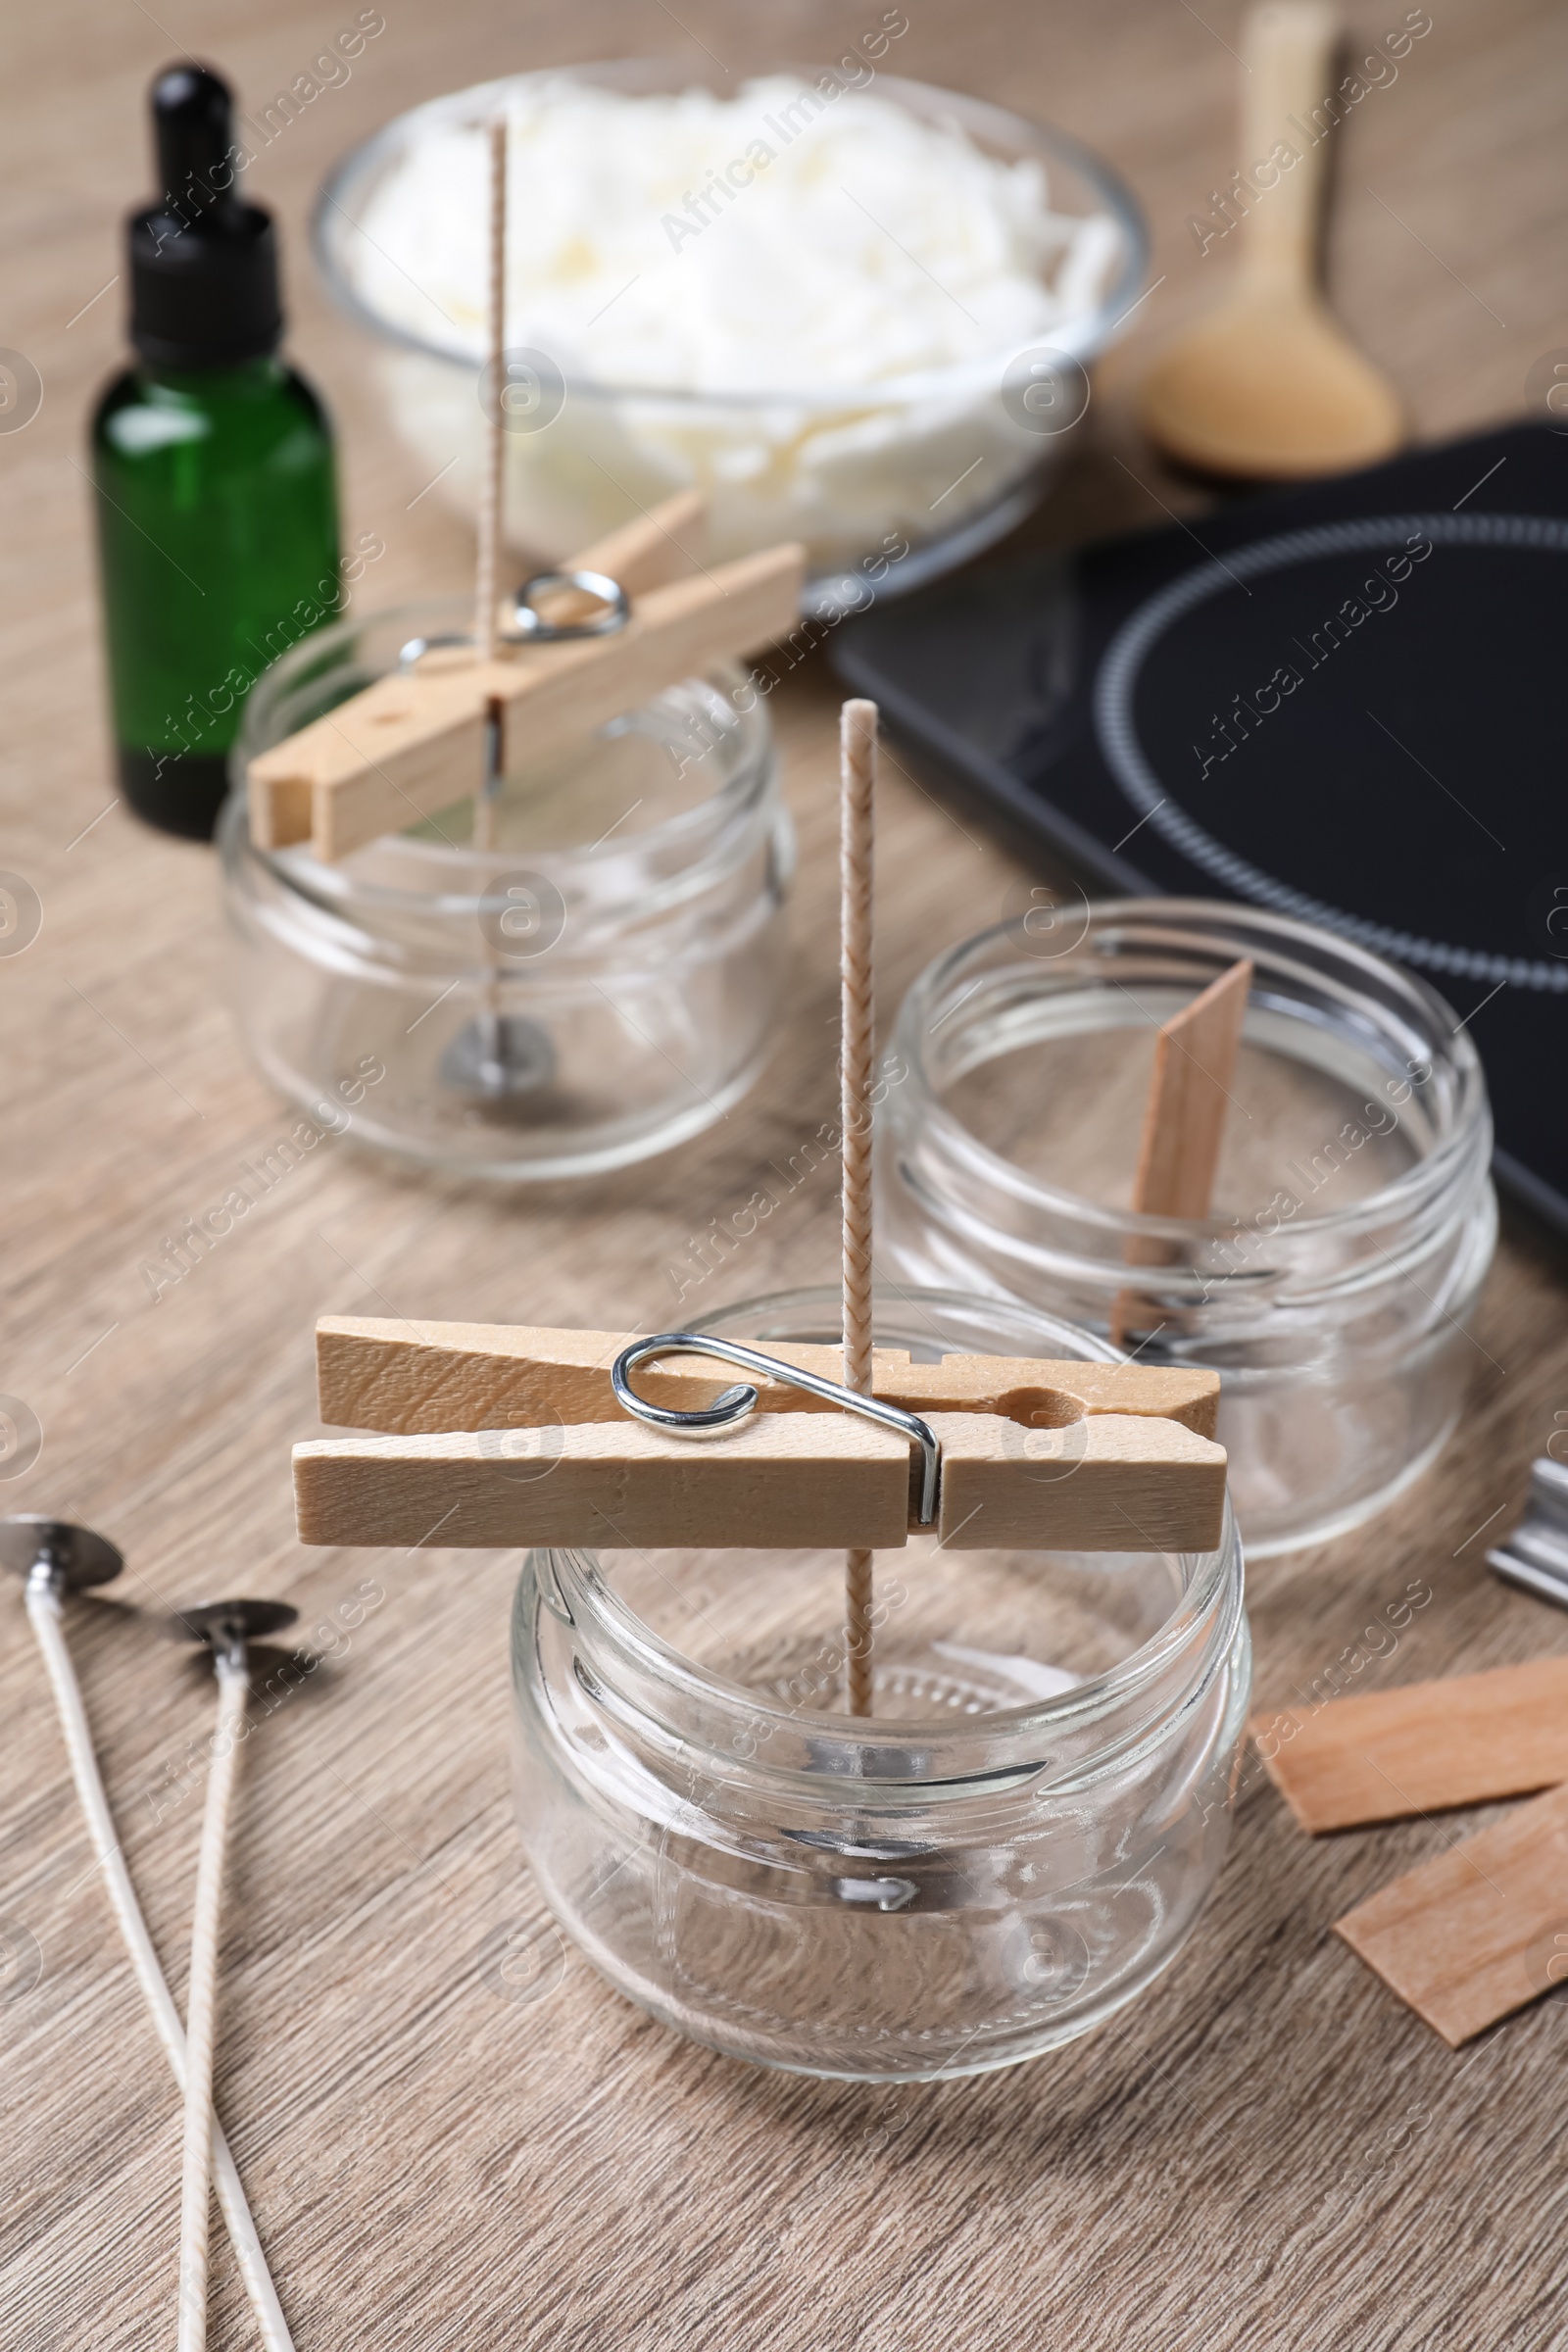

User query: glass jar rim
[312,61,1149,405]
[893,900,1492,1246]
[228,603,777,920]
[536,1281,1243,1772]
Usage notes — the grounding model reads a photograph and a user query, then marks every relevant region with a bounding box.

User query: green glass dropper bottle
[91,64,340,840]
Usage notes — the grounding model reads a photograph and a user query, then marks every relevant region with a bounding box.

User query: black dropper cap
[128,65,283,368]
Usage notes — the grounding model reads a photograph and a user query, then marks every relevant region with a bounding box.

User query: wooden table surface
[5,3,1568,2346]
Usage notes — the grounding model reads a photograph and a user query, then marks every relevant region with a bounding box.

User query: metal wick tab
[0,1513,123,1595]
[611,1333,941,1529]
[2,1519,298,2348]
[502,569,632,644]
[168,1597,300,1671]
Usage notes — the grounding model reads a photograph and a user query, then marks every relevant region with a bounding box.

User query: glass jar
[881,902,1497,1556]
[512,1284,1250,2080]
[221,599,791,1179]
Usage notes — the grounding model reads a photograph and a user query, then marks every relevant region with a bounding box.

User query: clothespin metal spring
[612,1333,942,1529]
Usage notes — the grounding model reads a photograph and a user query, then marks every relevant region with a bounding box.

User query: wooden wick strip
[473,113,508,667]
[21,1583,294,2350]
[1110,957,1252,1349]
[1251,1651,1568,1832]
[178,1651,249,2352]
[1335,1778,1568,2045]
[841,699,878,1717]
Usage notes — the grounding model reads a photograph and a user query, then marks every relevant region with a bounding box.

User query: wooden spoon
[1139,1,1402,479]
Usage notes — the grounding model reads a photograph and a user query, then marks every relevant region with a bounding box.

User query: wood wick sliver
[0,1519,298,2352]
[1335,1780,1568,2046]
[1252,1642,1568,2043]
[1111,957,1252,1350]
[1250,1653,1568,1832]
[168,1599,299,2352]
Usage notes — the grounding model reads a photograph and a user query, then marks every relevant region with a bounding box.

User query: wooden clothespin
[247,496,805,862]
[292,1317,1228,1554]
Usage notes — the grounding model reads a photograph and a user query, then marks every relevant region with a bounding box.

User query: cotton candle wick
[170,1598,299,2352]
[840,699,878,1718]
[473,111,508,669]
[471,114,511,1071]
[0,1520,298,2352]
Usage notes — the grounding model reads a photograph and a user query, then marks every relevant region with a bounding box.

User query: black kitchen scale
[832,419,1568,1241]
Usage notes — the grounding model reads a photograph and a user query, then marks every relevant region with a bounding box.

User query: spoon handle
[1239,1,1343,297]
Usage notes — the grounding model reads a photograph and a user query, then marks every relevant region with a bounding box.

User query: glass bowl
[313,61,1148,615]
[512,1284,1250,2079]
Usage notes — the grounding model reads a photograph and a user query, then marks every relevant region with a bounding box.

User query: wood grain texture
[316,1317,1224,1436]
[927,1411,1228,1551]
[1335,1781,1568,2045]
[293,1410,1227,1551]
[5,3,1568,2348]
[1128,959,1253,1230]
[1114,956,1253,1343]
[295,1415,915,1551]
[1252,1654,1568,1830]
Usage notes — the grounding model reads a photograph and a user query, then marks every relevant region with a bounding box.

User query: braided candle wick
[840,698,878,1718]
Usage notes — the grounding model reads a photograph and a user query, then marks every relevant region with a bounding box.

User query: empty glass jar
[220,598,791,1178]
[512,1285,1250,2079]
[880,902,1497,1555]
